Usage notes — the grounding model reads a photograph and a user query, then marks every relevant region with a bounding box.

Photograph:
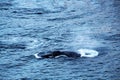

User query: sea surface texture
[0,0,120,80]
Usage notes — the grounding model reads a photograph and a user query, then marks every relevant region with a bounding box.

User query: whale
[34,49,99,59]
[34,51,81,59]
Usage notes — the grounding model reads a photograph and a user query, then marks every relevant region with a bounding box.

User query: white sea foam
[77,49,99,57]
[34,53,42,59]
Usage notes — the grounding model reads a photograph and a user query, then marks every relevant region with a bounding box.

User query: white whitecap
[77,49,99,57]
[34,53,42,59]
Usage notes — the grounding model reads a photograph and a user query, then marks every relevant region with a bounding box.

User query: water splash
[77,49,99,57]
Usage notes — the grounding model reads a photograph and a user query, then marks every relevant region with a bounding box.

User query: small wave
[0,8,9,10]
[12,8,44,15]
[77,49,99,57]
[47,15,83,21]
[105,34,120,41]
[0,43,26,49]
[11,8,65,16]
[0,37,41,49]
[0,2,12,7]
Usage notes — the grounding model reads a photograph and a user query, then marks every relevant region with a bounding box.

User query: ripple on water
[0,37,42,50]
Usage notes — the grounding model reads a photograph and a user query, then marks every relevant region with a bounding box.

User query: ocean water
[0,0,120,80]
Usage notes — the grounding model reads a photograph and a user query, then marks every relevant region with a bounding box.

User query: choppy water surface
[0,0,120,80]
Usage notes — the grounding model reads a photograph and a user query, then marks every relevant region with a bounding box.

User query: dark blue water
[0,0,120,80]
